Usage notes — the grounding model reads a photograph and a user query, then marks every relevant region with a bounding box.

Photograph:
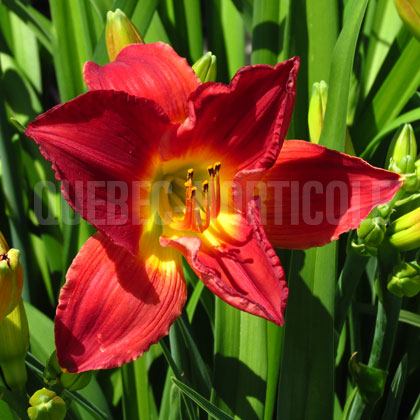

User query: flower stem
[347,247,402,419]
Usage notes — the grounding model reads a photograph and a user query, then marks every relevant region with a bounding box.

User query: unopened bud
[0,299,29,389]
[387,261,420,297]
[387,124,417,174]
[192,52,217,82]
[60,370,92,392]
[0,234,24,322]
[357,217,386,246]
[27,388,66,420]
[308,81,356,155]
[106,8,144,61]
[308,81,328,144]
[394,0,420,41]
[388,207,420,251]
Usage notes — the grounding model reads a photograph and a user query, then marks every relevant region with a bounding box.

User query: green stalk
[347,247,402,419]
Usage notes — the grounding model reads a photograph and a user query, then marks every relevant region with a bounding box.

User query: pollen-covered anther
[187,168,194,181]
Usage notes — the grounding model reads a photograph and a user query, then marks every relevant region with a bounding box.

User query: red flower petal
[160,201,288,325]
[55,232,186,372]
[170,57,299,173]
[25,90,177,255]
[84,42,200,123]
[261,140,403,249]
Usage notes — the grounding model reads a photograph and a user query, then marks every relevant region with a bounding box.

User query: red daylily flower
[26,42,402,373]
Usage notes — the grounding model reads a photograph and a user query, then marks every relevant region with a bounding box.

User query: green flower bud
[27,388,66,420]
[388,207,420,251]
[387,124,417,174]
[60,370,92,392]
[0,299,29,390]
[308,81,328,144]
[0,233,24,322]
[357,217,386,246]
[394,0,420,41]
[387,261,420,297]
[192,52,217,83]
[106,9,144,62]
[308,81,356,155]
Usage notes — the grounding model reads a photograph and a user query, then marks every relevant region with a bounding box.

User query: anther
[207,165,214,177]
[202,180,209,193]
[213,162,221,173]
[187,168,194,181]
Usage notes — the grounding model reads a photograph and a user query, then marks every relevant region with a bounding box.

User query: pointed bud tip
[105,8,144,61]
[192,52,217,82]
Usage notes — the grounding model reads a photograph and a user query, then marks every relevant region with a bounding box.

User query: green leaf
[160,340,198,420]
[305,0,338,89]
[361,0,402,97]
[49,0,88,101]
[0,59,32,301]
[399,309,420,328]
[277,245,337,419]
[181,0,203,62]
[171,377,235,420]
[360,108,420,159]
[0,401,15,420]
[348,353,388,404]
[2,0,52,53]
[382,355,408,420]
[212,301,267,420]
[205,0,245,83]
[24,301,55,361]
[177,315,212,396]
[131,0,160,36]
[251,0,281,65]
[354,38,420,153]
[121,356,156,420]
[9,11,42,92]
[319,0,369,151]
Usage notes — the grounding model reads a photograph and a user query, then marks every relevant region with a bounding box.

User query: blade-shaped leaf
[172,377,235,420]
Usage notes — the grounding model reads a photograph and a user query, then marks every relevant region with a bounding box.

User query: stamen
[213,162,221,216]
[190,187,198,231]
[202,181,210,230]
[166,163,222,233]
[208,166,217,219]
